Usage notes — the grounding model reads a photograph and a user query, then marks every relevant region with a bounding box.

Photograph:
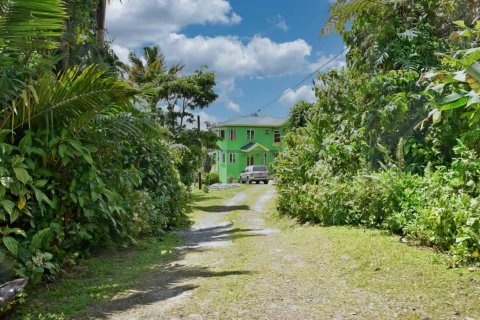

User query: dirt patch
[100,191,254,319]
[252,188,276,212]
[85,185,480,320]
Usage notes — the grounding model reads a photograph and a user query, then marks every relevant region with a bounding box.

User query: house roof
[215,115,287,127]
[240,142,269,152]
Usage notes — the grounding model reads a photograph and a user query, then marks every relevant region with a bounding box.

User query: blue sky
[106,0,344,125]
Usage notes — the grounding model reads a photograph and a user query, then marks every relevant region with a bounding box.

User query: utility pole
[198,115,202,190]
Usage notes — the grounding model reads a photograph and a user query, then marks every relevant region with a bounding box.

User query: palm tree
[128,46,183,85]
[0,0,137,137]
[127,46,184,112]
[96,0,107,49]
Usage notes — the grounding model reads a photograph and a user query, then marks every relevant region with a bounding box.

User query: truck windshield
[253,166,267,172]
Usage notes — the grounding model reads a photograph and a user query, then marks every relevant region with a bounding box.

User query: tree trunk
[61,20,70,70]
[61,0,72,70]
[96,0,107,49]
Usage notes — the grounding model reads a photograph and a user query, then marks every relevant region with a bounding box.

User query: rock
[208,183,241,191]
[340,255,351,261]
[0,278,28,306]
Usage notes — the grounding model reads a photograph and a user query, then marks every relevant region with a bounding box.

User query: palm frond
[89,110,170,143]
[1,65,138,132]
[0,0,67,51]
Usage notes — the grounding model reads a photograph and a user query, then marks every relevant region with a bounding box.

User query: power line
[255,47,348,113]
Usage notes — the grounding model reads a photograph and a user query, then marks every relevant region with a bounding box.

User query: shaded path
[103,187,275,319]
[100,185,480,320]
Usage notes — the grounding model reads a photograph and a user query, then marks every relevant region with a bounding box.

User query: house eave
[213,120,288,128]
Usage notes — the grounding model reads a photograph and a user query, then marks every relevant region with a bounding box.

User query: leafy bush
[275,139,480,263]
[203,173,219,186]
[0,123,191,285]
[275,1,480,264]
[0,4,192,287]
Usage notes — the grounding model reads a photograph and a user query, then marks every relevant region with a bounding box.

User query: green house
[212,115,288,183]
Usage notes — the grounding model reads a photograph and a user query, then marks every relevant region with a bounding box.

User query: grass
[13,235,180,319]
[12,185,249,319]
[166,186,480,319]
[263,215,480,319]
[320,226,480,318]
[12,184,480,319]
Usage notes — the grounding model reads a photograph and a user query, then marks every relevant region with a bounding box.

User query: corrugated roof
[215,115,287,127]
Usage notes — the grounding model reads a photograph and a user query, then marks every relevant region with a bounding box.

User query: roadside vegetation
[13,185,480,319]
[275,0,480,264]
[0,0,218,314]
[14,186,248,319]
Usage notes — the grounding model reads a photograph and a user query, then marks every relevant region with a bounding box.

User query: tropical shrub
[0,0,196,294]
[203,173,220,186]
[275,0,480,264]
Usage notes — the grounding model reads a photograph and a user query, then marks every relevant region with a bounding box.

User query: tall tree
[128,46,184,113]
[128,46,218,132]
[96,0,107,49]
[163,68,218,132]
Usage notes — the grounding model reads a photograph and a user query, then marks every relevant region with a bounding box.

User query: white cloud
[279,85,316,107]
[110,44,130,64]
[155,33,313,99]
[159,34,312,78]
[226,101,241,112]
[110,33,316,102]
[106,1,343,113]
[106,0,241,47]
[111,34,338,112]
[268,15,289,31]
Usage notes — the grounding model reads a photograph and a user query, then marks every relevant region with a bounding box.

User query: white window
[263,153,268,164]
[229,153,236,164]
[247,129,255,140]
[265,129,270,135]
[229,129,236,140]
[247,156,254,166]
[274,130,281,143]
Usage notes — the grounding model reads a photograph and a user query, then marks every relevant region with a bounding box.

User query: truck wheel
[264,180,269,184]
[256,181,260,184]
[248,178,252,184]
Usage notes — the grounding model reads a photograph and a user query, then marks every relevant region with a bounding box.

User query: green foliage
[1,65,137,132]
[422,21,480,128]
[0,0,67,51]
[275,0,480,264]
[288,100,313,129]
[326,0,456,72]
[127,46,219,187]
[203,172,220,186]
[0,0,195,302]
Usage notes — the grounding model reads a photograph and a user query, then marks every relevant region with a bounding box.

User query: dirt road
[103,185,480,320]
